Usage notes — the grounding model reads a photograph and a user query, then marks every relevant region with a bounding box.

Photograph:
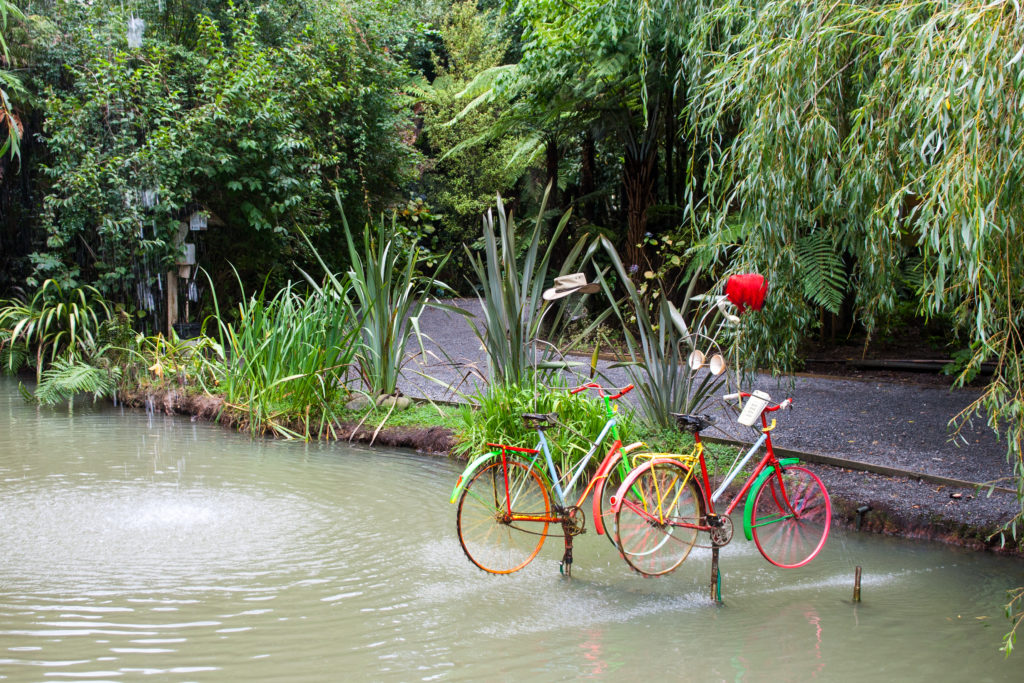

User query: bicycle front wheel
[750,465,831,568]
[615,460,704,577]
[456,459,551,574]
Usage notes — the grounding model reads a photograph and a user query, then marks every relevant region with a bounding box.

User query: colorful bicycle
[450,383,650,575]
[611,390,831,577]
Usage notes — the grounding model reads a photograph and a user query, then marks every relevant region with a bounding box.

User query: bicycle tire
[614,459,704,577]
[750,465,831,568]
[456,458,551,574]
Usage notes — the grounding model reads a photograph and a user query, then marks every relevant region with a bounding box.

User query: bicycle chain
[498,506,587,538]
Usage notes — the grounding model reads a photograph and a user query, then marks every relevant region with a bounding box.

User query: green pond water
[0,378,1021,681]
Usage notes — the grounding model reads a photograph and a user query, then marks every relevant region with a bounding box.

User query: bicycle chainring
[562,506,586,536]
[709,515,734,547]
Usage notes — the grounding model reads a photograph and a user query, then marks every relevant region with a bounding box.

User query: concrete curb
[701,436,1018,496]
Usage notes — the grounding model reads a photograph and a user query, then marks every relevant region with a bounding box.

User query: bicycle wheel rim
[615,460,703,577]
[457,459,550,574]
[751,465,831,568]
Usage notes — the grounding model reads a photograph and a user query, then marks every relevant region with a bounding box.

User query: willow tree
[685,2,1024,546]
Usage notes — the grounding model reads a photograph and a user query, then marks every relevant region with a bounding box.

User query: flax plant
[303,201,459,399]
[464,185,602,388]
[345,216,452,397]
[596,236,731,429]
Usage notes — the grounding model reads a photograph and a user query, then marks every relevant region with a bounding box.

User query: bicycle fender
[449,451,550,504]
[742,457,800,541]
[449,451,502,504]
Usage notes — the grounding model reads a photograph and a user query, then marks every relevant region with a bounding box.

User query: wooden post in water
[853,566,862,602]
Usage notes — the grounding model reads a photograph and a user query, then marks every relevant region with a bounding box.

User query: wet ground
[399,299,1021,550]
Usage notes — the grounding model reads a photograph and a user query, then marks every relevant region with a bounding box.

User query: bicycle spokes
[615,461,703,577]
[457,460,551,574]
[750,466,831,568]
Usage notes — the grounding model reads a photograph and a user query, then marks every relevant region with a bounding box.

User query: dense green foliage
[0,278,112,379]
[7,0,419,311]
[456,378,637,473]
[415,1,530,257]
[0,0,25,160]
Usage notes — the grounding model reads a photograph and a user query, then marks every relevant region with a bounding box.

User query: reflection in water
[0,378,1021,681]
[580,629,608,678]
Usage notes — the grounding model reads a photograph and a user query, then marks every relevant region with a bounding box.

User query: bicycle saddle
[522,413,558,430]
[670,413,715,434]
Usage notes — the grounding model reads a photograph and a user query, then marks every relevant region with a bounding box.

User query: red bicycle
[611,391,831,576]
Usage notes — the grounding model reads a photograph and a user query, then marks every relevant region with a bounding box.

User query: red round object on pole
[725,273,767,313]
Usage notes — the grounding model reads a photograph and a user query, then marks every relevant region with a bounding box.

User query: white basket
[737,390,770,426]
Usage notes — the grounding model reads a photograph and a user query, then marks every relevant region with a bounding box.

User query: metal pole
[710,546,722,603]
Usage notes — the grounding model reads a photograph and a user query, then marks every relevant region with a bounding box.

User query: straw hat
[542,273,600,301]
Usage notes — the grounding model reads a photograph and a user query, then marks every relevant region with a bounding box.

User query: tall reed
[206,275,358,439]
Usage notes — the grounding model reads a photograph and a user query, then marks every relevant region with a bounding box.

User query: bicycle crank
[708,514,734,547]
[558,506,586,537]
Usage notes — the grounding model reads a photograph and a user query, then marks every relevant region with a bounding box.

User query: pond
[0,378,1020,681]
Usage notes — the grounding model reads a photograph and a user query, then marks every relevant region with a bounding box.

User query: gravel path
[401,299,1021,544]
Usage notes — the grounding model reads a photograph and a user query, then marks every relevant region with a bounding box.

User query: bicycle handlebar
[723,392,793,411]
[570,383,634,400]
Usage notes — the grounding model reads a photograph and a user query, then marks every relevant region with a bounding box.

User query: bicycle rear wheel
[614,460,704,577]
[750,465,831,568]
[456,458,551,574]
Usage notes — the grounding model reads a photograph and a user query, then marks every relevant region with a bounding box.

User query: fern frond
[0,332,28,374]
[35,358,119,405]
[899,255,925,291]
[453,64,516,101]
[795,231,847,313]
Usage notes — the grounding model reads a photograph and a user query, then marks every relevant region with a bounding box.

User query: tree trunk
[580,131,596,222]
[545,137,559,210]
[623,145,658,272]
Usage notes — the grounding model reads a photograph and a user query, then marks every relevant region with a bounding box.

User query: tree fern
[795,231,847,314]
[34,358,119,406]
